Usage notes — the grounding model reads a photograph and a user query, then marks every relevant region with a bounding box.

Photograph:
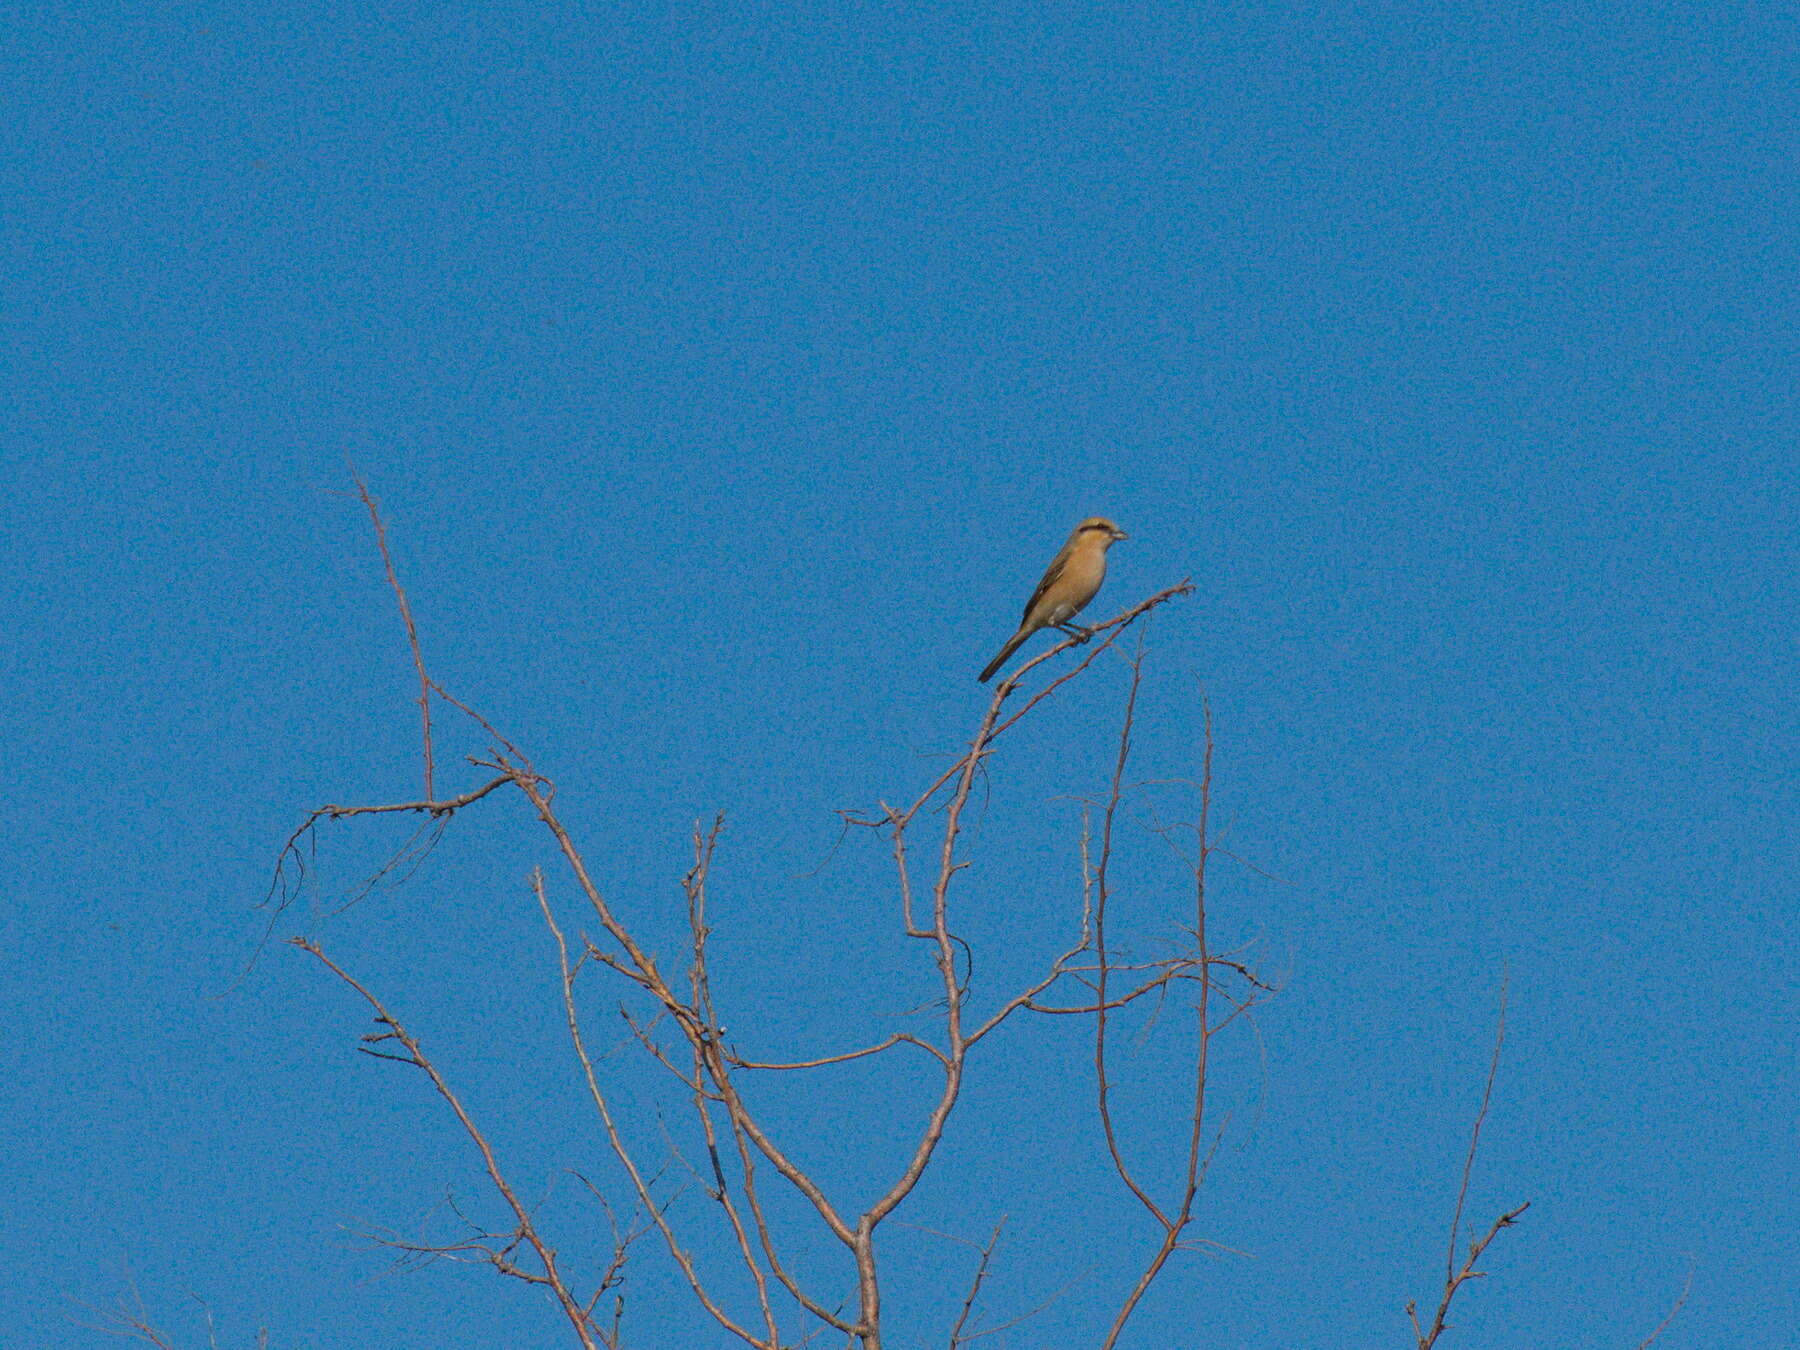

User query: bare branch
[1405,1202,1532,1350]
[430,679,532,766]
[75,1281,179,1350]
[1447,977,1509,1289]
[1097,683,1218,1350]
[292,935,603,1348]
[1092,647,1166,1231]
[726,1033,951,1073]
[887,582,1194,829]
[312,774,514,824]
[683,823,784,1347]
[534,873,772,1349]
[948,1218,1005,1348]
[1406,979,1529,1350]
[1635,1263,1695,1349]
[349,467,435,802]
[274,544,1260,1350]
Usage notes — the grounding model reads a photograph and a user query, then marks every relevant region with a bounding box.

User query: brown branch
[726,1032,950,1073]
[958,1269,1093,1344]
[1447,978,1509,1289]
[665,828,867,1338]
[239,770,517,989]
[313,773,513,822]
[883,1224,1091,1348]
[74,1277,180,1350]
[879,800,926,938]
[728,1106,862,1336]
[726,1099,862,1336]
[1092,647,1166,1231]
[579,824,854,1345]
[838,593,1209,1349]
[287,546,1213,1350]
[948,1218,1006,1348]
[546,835,859,1342]
[959,851,1105,1047]
[571,1178,648,1347]
[534,874,772,1350]
[1014,968,1199,1020]
[429,679,530,764]
[1405,979,1529,1350]
[883,582,1193,829]
[835,579,1159,1346]
[359,1194,645,1344]
[1405,1202,1532,1350]
[859,669,994,1240]
[684,823,783,1348]
[83,1312,178,1349]
[618,1005,708,1092]
[692,1046,782,1347]
[290,935,601,1350]
[512,771,711,1039]
[1635,1263,1694,1349]
[350,468,435,802]
[985,584,1188,739]
[1098,686,1217,1350]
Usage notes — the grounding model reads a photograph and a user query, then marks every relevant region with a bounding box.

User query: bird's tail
[978,627,1032,683]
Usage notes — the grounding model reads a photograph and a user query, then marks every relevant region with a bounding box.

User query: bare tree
[258,481,1686,1349]
[264,479,1272,1349]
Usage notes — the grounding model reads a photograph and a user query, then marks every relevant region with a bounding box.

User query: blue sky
[3,2,1795,1346]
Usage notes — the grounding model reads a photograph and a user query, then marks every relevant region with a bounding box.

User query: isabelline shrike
[979,518,1128,683]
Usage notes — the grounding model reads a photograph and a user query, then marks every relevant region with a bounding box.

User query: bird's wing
[1019,541,1073,625]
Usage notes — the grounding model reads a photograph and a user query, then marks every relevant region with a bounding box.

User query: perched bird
[979,517,1129,683]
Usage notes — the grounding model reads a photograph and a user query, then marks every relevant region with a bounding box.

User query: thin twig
[534,872,774,1349]
[1447,977,1510,1290]
[291,935,601,1350]
[350,468,435,802]
[684,822,783,1347]
[880,583,1193,829]
[948,1218,1005,1347]
[1635,1261,1695,1349]
[1098,684,1218,1350]
[1405,978,1529,1350]
[1406,1202,1532,1350]
[1093,645,1164,1228]
[726,1033,951,1072]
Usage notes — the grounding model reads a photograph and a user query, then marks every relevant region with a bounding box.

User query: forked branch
[1405,981,1530,1350]
[1095,674,1227,1350]
[291,936,606,1350]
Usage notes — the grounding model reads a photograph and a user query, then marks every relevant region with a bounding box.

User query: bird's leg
[1054,622,1094,643]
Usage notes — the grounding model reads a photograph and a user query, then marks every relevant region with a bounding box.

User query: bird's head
[1075,517,1128,546]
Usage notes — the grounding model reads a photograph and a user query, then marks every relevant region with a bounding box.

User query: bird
[979,517,1129,683]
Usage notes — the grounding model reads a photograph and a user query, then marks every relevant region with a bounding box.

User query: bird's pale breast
[1039,545,1107,625]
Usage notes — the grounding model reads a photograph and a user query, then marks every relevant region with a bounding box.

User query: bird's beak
[1112,528,1129,540]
